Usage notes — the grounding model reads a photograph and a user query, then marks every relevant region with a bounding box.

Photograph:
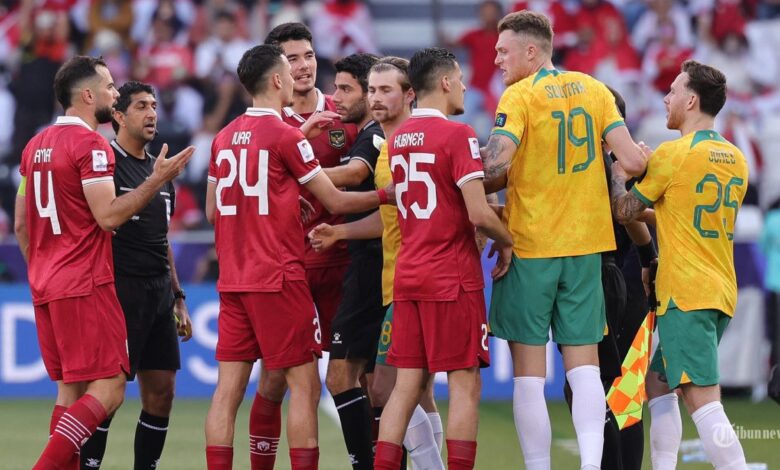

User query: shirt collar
[282,88,325,120]
[245,107,283,120]
[411,108,447,120]
[360,119,377,132]
[111,139,151,159]
[54,115,93,130]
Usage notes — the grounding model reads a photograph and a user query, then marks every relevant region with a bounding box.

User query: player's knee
[143,387,175,416]
[325,370,348,395]
[259,372,287,402]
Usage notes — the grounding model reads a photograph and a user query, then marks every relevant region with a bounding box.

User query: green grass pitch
[1,399,777,469]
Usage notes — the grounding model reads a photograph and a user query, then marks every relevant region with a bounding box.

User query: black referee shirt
[110,140,175,278]
[344,120,384,251]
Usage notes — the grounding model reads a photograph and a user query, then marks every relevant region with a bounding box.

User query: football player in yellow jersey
[479,11,649,470]
[612,60,748,470]
[309,57,446,469]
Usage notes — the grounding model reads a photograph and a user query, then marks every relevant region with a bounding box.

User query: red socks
[206,445,233,470]
[49,405,67,437]
[249,394,282,470]
[289,447,318,470]
[34,395,107,470]
[447,439,477,470]
[374,441,403,470]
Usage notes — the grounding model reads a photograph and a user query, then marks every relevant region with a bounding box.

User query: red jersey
[282,90,357,268]
[208,107,322,293]
[19,116,116,305]
[389,108,485,302]
[458,29,499,92]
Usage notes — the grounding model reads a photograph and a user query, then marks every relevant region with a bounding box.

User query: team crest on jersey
[329,129,346,149]
[92,150,108,171]
[495,113,507,128]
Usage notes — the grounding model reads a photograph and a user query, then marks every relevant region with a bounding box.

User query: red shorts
[306,264,348,351]
[35,283,130,384]
[216,280,322,369]
[389,288,490,373]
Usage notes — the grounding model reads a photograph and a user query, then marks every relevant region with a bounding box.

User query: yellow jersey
[493,68,625,258]
[632,130,748,316]
[375,142,401,306]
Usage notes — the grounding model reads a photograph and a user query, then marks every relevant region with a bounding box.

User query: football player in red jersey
[14,55,193,469]
[203,44,388,470]
[254,24,357,467]
[373,48,513,470]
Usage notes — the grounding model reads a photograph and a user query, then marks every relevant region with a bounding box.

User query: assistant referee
[79,81,193,470]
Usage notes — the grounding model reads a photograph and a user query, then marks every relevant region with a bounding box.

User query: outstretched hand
[308,223,339,252]
[152,144,195,183]
[488,241,513,280]
[300,111,341,139]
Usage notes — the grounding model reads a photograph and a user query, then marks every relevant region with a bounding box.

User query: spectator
[310,0,378,89]
[757,0,780,20]
[85,0,133,51]
[89,29,132,87]
[135,13,193,89]
[642,19,693,97]
[189,0,248,45]
[444,0,503,138]
[9,6,70,164]
[632,0,694,52]
[194,10,252,81]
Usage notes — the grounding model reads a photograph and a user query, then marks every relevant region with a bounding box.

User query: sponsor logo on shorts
[329,129,346,149]
[332,332,342,345]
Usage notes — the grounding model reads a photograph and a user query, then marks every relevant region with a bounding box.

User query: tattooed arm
[480,133,517,194]
[610,161,649,225]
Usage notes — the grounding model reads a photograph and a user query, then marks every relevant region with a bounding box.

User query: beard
[95,105,114,124]
[341,102,367,124]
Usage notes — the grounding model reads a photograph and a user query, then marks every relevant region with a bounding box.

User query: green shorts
[375,304,393,366]
[649,304,730,389]
[489,254,606,345]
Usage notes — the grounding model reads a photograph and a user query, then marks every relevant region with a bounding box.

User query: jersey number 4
[215,149,269,216]
[390,153,437,220]
[33,170,61,235]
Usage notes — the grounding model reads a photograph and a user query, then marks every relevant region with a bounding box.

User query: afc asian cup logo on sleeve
[92,149,108,171]
[495,113,507,128]
[297,139,315,163]
[468,137,481,160]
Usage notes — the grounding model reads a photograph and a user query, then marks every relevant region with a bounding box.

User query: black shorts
[330,241,385,373]
[598,257,627,384]
[115,274,181,380]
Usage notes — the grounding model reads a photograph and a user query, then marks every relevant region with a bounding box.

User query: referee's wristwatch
[173,289,186,301]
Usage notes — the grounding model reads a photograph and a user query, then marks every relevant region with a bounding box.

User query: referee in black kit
[79,81,193,470]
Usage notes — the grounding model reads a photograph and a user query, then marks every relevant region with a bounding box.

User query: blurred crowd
[0,0,779,239]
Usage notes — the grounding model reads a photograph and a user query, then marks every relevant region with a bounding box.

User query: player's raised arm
[604,125,648,177]
[84,143,194,231]
[303,171,383,215]
[480,133,516,194]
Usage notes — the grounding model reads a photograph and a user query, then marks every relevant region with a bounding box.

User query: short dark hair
[605,85,626,119]
[370,56,411,92]
[335,53,379,93]
[53,56,108,110]
[237,44,285,96]
[264,22,313,46]
[682,60,727,117]
[111,81,156,133]
[498,10,554,55]
[214,9,236,23]
[408,47,458,98]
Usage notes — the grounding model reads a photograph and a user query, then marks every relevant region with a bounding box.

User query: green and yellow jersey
[632,130,748,316]
[493,68,625,258]
[375,142,401,306]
